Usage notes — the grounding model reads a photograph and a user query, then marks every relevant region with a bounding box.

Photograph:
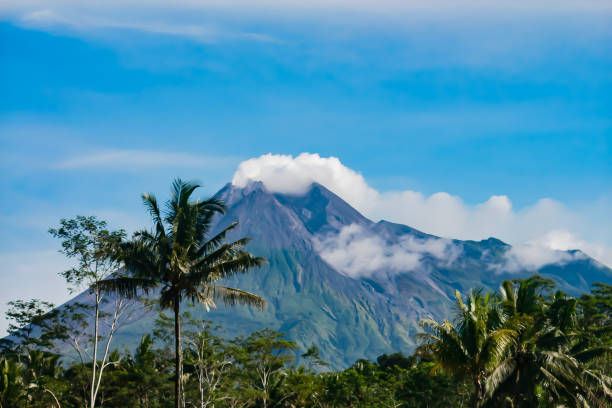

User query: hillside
[92,182,612,368]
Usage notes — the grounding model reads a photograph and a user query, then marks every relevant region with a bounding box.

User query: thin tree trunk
[43,387,61,408]
[90,291,100,408]
[473,375,483,408]
[174,295,183,408]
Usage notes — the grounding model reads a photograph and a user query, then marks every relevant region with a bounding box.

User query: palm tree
[417,289,518,408]
[98,179,266,408]
[23,350,63,408]
[0,357,25,408]
[485,277,612,407]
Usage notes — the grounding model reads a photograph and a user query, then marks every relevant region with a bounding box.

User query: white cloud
[56,150,240,170]
[232,153,612,268]
[529,230,611,267]
[21,9,217,40]
[1,0,608,77]
[17,8,282,44]
[232,153,376,206]
[2,1,609,18]
[1,0,609,46]
[496,244,586,273]
[313,224,461,278]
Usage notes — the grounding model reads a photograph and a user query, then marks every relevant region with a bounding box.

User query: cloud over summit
[232,153,612,268]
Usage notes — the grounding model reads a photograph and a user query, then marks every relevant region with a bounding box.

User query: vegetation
[417,276,612,407]
[49,216,129,408]
[2,277,609,407]
[0,179,610,407]
[95,179,266,408]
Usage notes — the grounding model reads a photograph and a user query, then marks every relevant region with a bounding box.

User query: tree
[49,215,131,408]
[301,345,329,371]
[0,299,62,359]
[486,277,612,407]
[0,357,25,408]
[121,334,172,407]
[98,178,266,408]
[578,282,612,374]
[232,329,298,408]
[22,350,64,408]
[418,289,517,408]
[182,317,232,408]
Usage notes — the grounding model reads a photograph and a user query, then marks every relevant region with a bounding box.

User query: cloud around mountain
[497,244,587,273]
[232,153,612,268]
[313,224,461,278]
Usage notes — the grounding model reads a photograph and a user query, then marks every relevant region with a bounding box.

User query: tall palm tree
[99,179,266,408]
[418,289,518,408]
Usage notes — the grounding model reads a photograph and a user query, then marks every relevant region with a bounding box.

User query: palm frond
[204,253,267,282]
[485,358,517,400]
[141,193,166,237]
[418,318,440,330]
[191,238,252,273]
[194,197,225,237]
[196,222,239,257]
[94,277,158,298]
[482,328,517,366]
[573,346,612,364]
[199,284,266,310]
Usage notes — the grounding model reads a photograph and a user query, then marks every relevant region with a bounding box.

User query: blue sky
[0,1,611,333]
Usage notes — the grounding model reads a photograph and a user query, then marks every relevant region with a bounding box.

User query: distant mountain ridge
[87,181,612,368]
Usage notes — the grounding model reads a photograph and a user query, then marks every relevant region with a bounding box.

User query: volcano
[100,181,612,368]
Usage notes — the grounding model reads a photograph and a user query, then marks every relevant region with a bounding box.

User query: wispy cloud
[2,0,609,48]
[313,224,461,278]
[55,150,241,170]
[495,243,587,273]
[17,7,283,44]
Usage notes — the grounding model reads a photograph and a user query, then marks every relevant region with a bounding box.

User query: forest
[0,180,610,408]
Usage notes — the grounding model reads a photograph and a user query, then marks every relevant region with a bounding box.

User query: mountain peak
[218,180,269,207]
[273,182,371,235]
[219,181,371,235]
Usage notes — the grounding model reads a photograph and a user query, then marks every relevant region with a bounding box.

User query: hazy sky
[0,1,611,334]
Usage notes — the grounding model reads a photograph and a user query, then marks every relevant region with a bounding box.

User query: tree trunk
[473,375,483,408]
[90,292,100,408]
[174,295,183,408]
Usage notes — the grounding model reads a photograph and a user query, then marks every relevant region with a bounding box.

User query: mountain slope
[103,182,612,368]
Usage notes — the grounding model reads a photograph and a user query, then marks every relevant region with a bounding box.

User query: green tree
[418,289,517,408]
[0,357,25,408]
[394,361,469,408]
[98,179,266,408]
[486,277,612,407]
[0,299,64,359]
[22,350,63,408]
[122,334,172,407]
[301,345,329,371]
[578,282,612,374]
[49,216,130,408]
[233,329,297,408]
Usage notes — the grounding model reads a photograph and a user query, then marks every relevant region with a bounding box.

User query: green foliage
[3,276,610,408]
[95,178,267,408]
[418,289,516,407]
[231,328,298,407]
[0,357,25,407]
[0,299,64,358]
[49,215,134,408]
[420,275,612,408]
[5,214,612,408]
[49,215,126,292]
